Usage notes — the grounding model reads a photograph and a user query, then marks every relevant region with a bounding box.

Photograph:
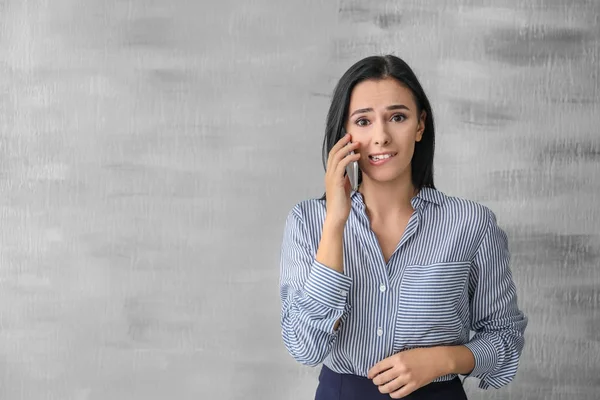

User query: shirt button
[379,284,386,292]
[377,327,383,337]
[339,289,347,296]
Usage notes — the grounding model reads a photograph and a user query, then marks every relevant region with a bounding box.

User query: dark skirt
[315,364,468,400]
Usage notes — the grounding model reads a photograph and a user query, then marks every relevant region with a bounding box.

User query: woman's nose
[374,131,391,145]
[373,124,392,145]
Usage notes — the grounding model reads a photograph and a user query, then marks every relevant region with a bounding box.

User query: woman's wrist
[436,345,475,376]
[324,215,347,231]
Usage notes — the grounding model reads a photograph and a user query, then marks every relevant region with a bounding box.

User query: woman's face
[345,77,426,186]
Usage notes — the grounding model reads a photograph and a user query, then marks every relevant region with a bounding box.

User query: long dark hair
[319,54,436,200]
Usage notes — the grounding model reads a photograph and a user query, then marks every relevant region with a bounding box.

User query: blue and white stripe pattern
[279,187,527,389]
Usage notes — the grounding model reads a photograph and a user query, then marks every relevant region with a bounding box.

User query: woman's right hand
[324,133,361,225]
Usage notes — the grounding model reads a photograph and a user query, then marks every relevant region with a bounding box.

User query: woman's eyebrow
[349,104,410,117]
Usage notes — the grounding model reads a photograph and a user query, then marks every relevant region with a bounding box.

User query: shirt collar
[350,186,444,211]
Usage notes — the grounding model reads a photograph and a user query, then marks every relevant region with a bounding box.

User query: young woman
[279,55,527,399]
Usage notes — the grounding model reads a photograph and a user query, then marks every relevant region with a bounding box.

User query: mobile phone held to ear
[342,128,359,191]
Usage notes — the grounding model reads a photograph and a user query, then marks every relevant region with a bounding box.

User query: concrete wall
[1,0,598,399]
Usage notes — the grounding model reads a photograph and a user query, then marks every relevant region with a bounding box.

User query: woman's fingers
[378,375,407,394]
[326,133,352,171]
[331,141,360,174]
[335,150,360,177]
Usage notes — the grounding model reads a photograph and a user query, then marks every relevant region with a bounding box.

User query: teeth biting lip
[368,152,397,160]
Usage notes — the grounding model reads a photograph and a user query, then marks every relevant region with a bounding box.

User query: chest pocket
[394,261,470,347]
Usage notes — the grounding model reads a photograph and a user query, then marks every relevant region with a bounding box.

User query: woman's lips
[368,153,397,166]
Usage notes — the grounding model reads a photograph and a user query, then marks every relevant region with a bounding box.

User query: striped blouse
[279,187,527,390]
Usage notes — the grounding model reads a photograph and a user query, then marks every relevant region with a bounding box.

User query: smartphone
[342,128,359,191]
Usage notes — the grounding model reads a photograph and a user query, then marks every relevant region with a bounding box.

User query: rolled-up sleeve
[279,205,352,366]
[463,208,528,389]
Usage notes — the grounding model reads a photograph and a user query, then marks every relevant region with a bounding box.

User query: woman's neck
[358,178,418,222]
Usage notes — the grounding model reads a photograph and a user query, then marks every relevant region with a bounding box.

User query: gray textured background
[1,0,599,399]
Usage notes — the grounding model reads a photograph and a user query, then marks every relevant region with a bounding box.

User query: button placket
[377,280,389,338]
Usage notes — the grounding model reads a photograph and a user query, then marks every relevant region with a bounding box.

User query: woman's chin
[362,174,404,185]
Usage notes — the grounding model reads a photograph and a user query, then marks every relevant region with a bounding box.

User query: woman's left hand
[367,347,448,398]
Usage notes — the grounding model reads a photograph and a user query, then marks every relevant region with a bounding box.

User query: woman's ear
[416,110,426,142]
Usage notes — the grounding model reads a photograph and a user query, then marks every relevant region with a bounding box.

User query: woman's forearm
[315,217,347,331]
[315,217,346,274]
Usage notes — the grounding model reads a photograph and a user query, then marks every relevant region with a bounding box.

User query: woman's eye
[355,114,406,126]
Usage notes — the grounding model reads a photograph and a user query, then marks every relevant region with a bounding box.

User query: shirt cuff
[463,336,499,379]
[303,260,352,310]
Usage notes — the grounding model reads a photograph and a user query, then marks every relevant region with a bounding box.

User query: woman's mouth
[368,152,397,165]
